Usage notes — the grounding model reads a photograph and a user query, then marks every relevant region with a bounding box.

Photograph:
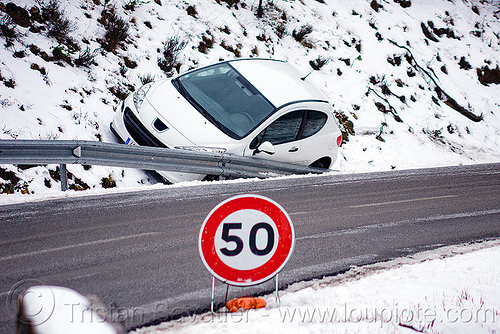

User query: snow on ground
[132,240,500,334]
[1,0,500,198]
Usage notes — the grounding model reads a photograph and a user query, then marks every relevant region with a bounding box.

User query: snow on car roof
[229,59,328,108]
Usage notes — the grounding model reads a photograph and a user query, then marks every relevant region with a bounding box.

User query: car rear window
[302,111,327,139]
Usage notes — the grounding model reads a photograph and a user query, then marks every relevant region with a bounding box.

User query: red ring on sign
[199,195,294,286]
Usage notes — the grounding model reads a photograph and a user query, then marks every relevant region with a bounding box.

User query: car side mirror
[254,141,276,155]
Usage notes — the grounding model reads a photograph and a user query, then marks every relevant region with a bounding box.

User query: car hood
[143,79,236,148]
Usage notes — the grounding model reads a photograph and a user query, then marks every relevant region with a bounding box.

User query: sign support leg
[211,276,215,314]
[275,274,280,304]
[224,284,230,305]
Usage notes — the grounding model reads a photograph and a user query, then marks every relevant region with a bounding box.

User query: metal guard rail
[0,140,325,190]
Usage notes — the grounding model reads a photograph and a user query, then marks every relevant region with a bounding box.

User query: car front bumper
[110,100,208,184]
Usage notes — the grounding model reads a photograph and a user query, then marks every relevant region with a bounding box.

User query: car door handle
[288,146,299,152]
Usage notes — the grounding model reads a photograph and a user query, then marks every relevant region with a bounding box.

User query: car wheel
[309,157,331,169]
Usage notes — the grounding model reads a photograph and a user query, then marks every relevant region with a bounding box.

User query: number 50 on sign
[198,194,295,286]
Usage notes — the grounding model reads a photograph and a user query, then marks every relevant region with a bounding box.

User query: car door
[249,110,304,162]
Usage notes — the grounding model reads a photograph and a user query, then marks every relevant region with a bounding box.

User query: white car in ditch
[110,59,342,183]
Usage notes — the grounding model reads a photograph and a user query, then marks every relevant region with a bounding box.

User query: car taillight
[337,135,342,147]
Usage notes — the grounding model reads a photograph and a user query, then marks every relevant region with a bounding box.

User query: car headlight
[133,82,154,111]
[174,146,227,154]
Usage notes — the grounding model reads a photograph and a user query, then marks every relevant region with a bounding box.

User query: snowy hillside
[1,0,499,195]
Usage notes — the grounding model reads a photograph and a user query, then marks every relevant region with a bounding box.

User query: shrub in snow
[0,166,30,194]
[387,54,402,66]
[108,84,130,100]
[370,0,383,12]
[197,33,214,54]
[3,3,30,28]
[99,6,130,52]
[257,2,287,39]
[0,71,16,88]
[292,24,313,43]
[139,73,155,85]
[334,111,355,143]
[186,5,197,18]
[101,175,117,188]
[74,47,98,67]
[421,22,439,42]
[309,56,329,71]
[123,56,138,69]
[0,167,19,194]
[220,40,242,58]
[51,45,73,66]
[477,65,500,85]
[39,0,77,49]
[0,14,21,46]
[123,0,151,11]
[158,37,187,76]
[216,0,240,9]
[394,0,412,8]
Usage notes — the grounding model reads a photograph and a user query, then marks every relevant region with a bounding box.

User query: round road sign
[199,194,295,286]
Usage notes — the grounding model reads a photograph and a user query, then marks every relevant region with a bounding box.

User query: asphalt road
[1,163,499,332]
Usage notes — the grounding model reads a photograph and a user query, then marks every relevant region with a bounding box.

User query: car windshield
[173,63,275,139]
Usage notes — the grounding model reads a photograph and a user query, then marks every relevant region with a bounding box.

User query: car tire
[309,157,331,169]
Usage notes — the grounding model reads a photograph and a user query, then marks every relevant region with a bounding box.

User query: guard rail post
[60,164,68,191]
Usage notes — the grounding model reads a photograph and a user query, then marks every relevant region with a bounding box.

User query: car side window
[301,111,327,139]
[250,111,304,149]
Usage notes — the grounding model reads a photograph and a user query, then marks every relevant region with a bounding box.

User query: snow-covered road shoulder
[133,240,500,334]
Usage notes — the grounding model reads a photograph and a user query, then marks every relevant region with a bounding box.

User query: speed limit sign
[199,194,295,286]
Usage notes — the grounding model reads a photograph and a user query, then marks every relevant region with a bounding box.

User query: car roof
[228,59,328,108]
